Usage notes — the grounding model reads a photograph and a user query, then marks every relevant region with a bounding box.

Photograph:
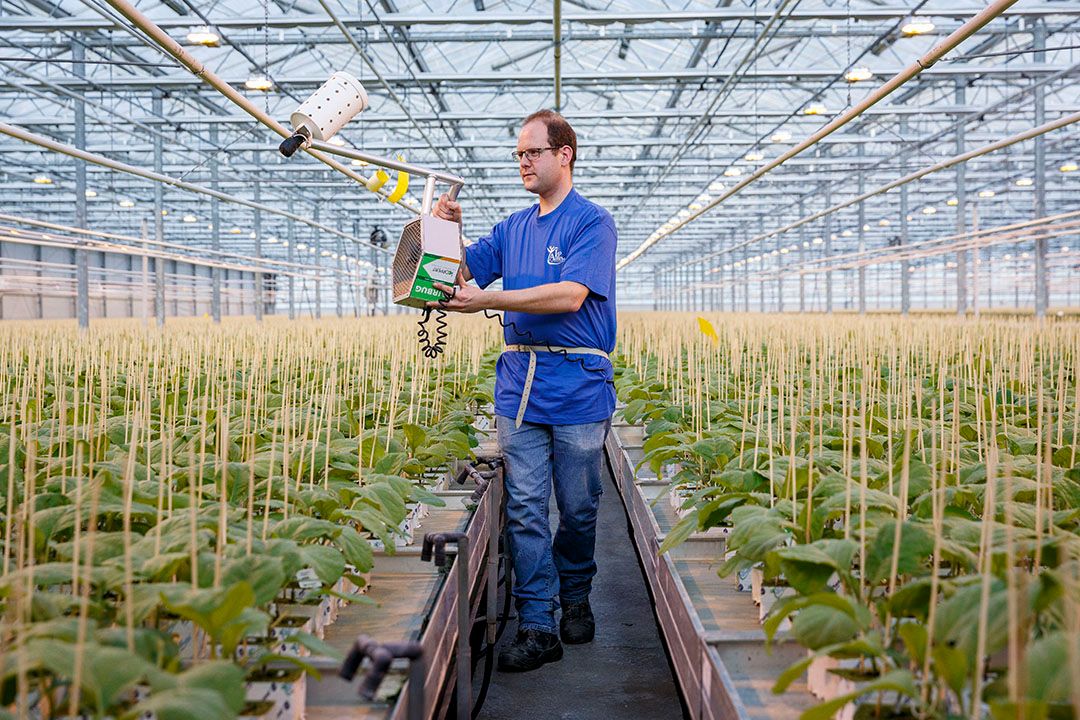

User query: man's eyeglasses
[511,146,561,162]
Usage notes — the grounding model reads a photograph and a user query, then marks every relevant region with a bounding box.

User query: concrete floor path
[474,461,686,720]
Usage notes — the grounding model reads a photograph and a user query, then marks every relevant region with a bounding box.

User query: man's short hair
[523,109,577,173]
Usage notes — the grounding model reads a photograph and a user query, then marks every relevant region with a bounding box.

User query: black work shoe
[497,628,563,672]
[560,600,595,644]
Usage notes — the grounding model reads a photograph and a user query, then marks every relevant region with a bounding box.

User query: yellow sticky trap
[366,169,389,193]
[697,316,718,342]
[387,168,409,203]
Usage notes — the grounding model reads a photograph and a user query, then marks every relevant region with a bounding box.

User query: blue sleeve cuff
[465,242,498,289]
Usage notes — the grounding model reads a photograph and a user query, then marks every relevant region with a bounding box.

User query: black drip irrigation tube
[470,528,513,718]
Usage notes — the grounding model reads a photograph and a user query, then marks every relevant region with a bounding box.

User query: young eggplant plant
[0,316,500,719]
[615,312,1080,720]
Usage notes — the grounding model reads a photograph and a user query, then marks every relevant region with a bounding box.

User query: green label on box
[410,252,459,303]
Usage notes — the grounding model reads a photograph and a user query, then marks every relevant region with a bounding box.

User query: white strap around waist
[503,344,611,428]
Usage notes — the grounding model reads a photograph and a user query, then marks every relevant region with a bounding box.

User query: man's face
[516,120,569,195]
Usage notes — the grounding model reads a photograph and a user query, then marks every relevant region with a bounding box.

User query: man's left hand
[428,279,488,313]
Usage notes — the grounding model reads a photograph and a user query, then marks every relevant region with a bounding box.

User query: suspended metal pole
[153,90,166,327]
[553,0,562,112]
[955,78,968,316]
[101,0,400,203]
[1033,18,1048,317]
[617,0,1024,270]
[681,109,1080,270]
[73,38,89,329]
[0,123,388,254]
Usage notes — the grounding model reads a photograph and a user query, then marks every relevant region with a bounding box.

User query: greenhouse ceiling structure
[0,0,1077,319]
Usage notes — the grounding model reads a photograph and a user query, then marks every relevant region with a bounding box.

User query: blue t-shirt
[465,188,617,425]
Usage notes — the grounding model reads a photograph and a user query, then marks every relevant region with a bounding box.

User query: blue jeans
[496,415,610,634]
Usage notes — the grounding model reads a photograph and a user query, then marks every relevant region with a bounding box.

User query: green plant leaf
[931,643,968,700]
[658,509,698,555]
[298,544,346,585]
[763,592,867,647]
[773,653,816,694]
[335,525,375,573]
[121,687,235,720]
[401,423,428,453]
[896,622,928,667]
[799,669,918,720]
[284,631,344,661]
[865,520,934,583]
[791,604,860,650]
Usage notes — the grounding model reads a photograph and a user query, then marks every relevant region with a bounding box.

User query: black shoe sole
[497,643,564,673]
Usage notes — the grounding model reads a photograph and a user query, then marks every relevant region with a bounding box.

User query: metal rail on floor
[606,413,813,720]
[306,425,504,720]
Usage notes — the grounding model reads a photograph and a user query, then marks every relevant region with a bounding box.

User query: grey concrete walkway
[474,461,686,720]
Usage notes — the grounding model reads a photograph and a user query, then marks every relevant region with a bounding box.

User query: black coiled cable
[480,308,614,388]
[417,287,455,359]
[417,287,614,389]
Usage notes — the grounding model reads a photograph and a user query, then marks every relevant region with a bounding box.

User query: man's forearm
[481,281,588,315]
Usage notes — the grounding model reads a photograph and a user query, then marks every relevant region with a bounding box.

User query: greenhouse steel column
[1033,18,1048,317]
[684,261,691,311]
[729,228,737,312]
[901,184,911,314]
[742,245,749,312]
[73,38,89,329]
[824,185,833,313]
[314,204,322,320]
[775,226,784,313]
[336,234,344,318]
[955,78,968,316]
[757,217,766,311]
[899,117,911,315]
[857,144,866,315]
[254,184,264,322]
[798,198,806,313]
[153,90,165,327]
[287,200,296,320]
[210,124,222,324]
[710,235,718,311]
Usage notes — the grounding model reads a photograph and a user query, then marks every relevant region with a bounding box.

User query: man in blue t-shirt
[431,109,617,672]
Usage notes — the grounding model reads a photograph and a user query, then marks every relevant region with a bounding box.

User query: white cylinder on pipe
[290,71,369,141]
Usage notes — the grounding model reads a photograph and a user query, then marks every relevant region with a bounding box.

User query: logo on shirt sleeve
[546,246,566,265]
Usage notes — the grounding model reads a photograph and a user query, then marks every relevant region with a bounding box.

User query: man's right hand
[434,193,462,225]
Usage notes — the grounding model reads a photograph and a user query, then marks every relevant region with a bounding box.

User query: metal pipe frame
[7,7,1072,32]
[683,110,1080,269]
[619,0,1025,270]
[0,122,388,259]
[2,1,1077,314]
